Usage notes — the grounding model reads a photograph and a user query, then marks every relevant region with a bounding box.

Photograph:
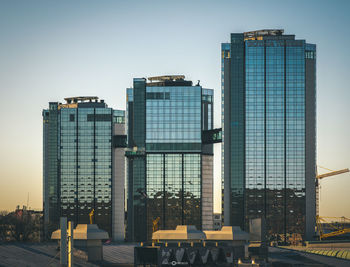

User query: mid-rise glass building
[221,30,316,241]
[126,76,214,241]
[43,97,126,240]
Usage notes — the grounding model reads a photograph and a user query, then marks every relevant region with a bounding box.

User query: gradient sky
[0,0,349,218]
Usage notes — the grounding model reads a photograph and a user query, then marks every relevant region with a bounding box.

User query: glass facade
[43,99,125,236]
[127,77,213,241]
[43,103,60,236]
[146,86,201,144]
[222,30,316,241]
[146,153,201,236]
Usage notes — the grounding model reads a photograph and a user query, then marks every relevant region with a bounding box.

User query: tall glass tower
[126,76,214,241]
[43,97,126,240]
[222,30,316,241]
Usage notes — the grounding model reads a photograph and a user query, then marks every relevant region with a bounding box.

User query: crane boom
[316,216,350,240]
[316,166,349,218]
[321,228,350,239]
[316,168,349,180]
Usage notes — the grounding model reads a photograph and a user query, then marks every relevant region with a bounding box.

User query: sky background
[0,0,349,218]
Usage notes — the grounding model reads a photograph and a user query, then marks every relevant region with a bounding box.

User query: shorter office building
[126,76,215,241]
[43,97,126,240]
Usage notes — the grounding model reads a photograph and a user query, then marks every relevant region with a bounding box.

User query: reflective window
[243,39,306,239]
[59,107,116,234]
[146,153,201,239]
[146,86,201,143]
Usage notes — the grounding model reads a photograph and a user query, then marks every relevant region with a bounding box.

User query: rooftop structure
[52,224,109,240]
[64,96,99,103]
[152,225,206,241]
[152,225,249,243]
[146,75,192,87]
[57,96,106,109]
[148,75,185,82]
[244,29,284,38]
[204,226,249,242]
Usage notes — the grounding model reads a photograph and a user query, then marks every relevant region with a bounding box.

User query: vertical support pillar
[229,33,246,230]
[68,221,74,267]
[60,217,67,266]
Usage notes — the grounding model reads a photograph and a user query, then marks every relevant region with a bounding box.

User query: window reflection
[243,40,306,239]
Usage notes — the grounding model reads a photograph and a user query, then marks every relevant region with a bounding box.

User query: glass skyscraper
[222,30,316,241]
[43,97,126,240]
[126,76,214,241]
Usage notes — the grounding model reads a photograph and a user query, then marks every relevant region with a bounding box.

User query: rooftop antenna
[27,192,29,209]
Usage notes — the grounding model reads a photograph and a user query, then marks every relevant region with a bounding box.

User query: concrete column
[112,123,125,241]
[202,154,214,230]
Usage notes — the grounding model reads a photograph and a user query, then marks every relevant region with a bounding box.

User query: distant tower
[43,97,126,240]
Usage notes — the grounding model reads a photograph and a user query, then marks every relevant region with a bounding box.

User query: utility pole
[68,221,74,267]
[60,217,68,266]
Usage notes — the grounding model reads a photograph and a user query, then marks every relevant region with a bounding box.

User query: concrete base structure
[146,225,251,264]
[52,224,109,262]
[204,226,249,243]
[152,225,206,242]
[74,239,103,262]
[205,226,250,258]
[249,218,266,242]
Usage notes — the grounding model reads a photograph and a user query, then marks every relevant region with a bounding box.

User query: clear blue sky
[0,0,349,217]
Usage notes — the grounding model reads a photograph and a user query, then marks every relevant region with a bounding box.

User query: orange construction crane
[317,167,349,180]
[315,166,349,217]
[316,216,350,240]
